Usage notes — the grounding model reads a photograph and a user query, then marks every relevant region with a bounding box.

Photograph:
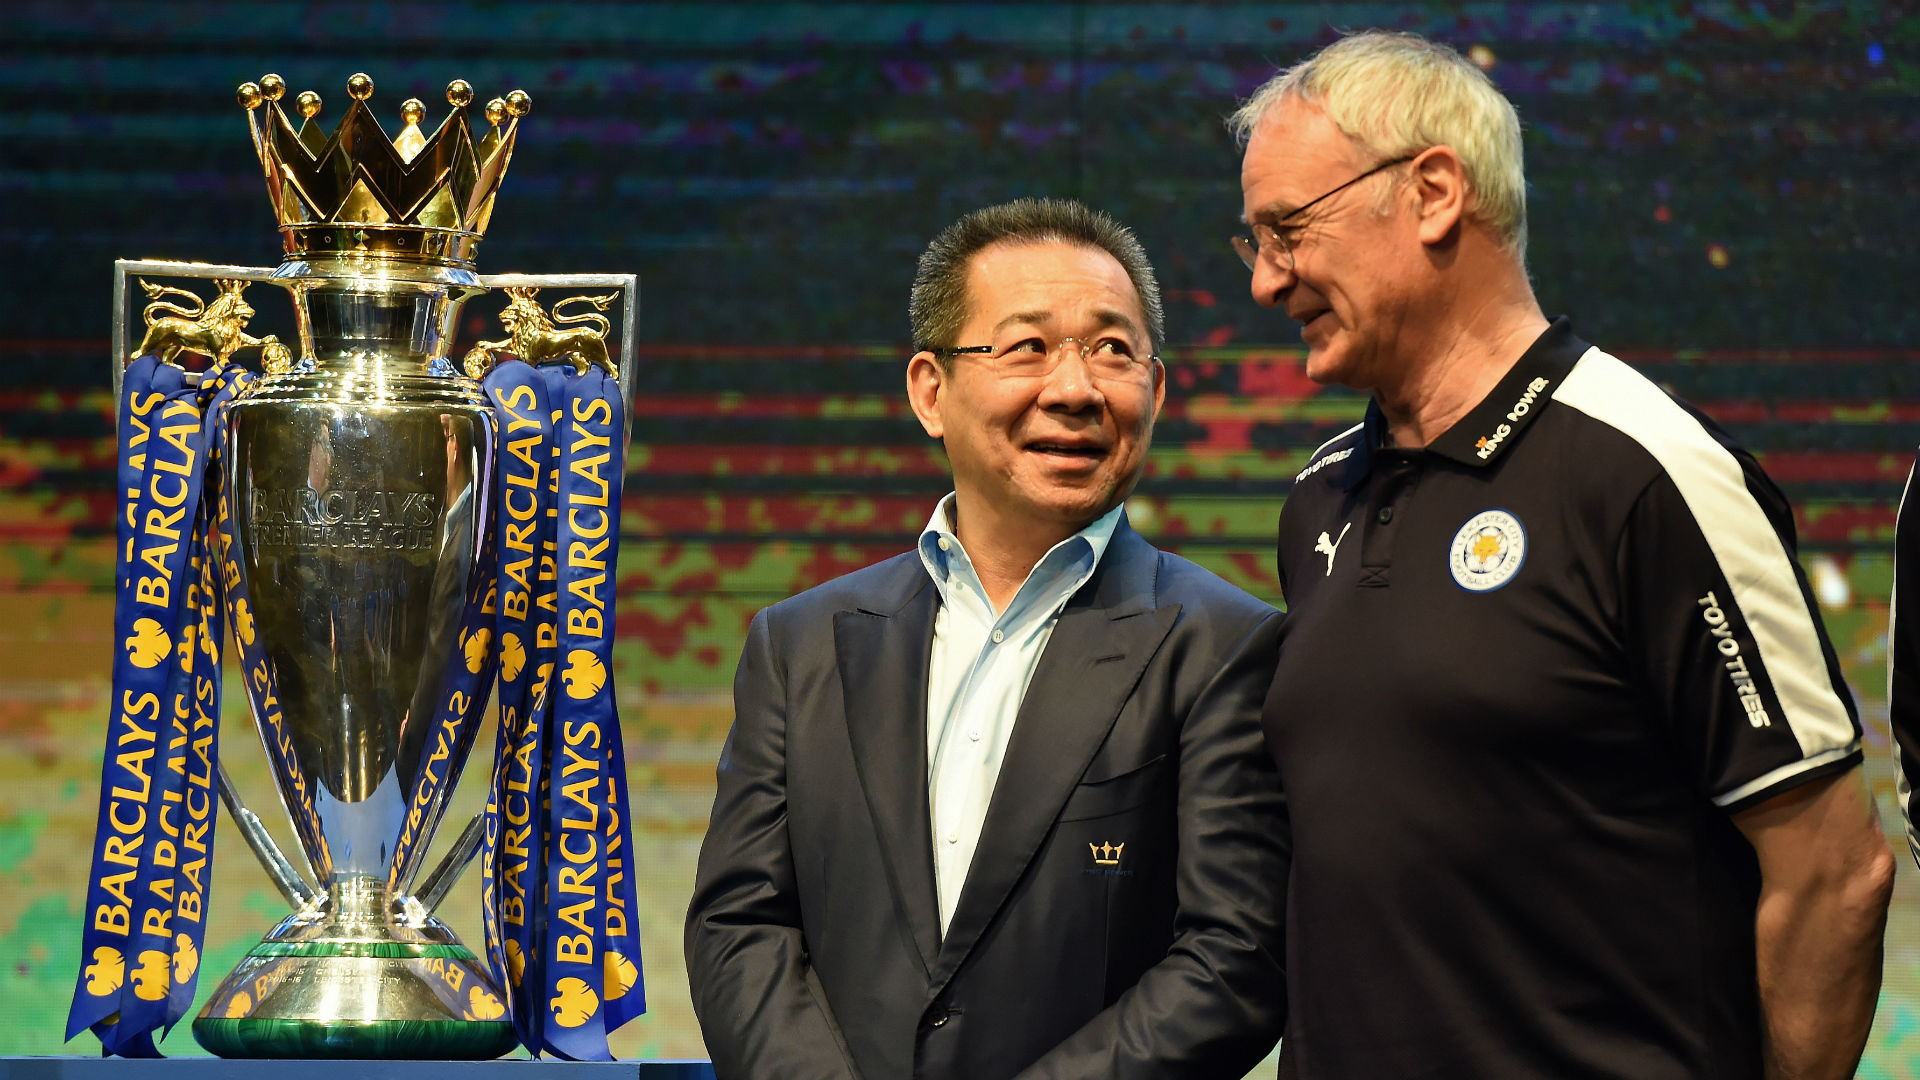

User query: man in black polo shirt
[1231,30,1894,1079]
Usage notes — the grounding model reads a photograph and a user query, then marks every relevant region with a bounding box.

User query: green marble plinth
[191,1016,518,1059]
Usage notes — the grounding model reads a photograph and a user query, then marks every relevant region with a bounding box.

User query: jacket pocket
[1058,753,1169,822]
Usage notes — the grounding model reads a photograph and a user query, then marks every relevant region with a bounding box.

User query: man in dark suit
[686,198,1288,1079]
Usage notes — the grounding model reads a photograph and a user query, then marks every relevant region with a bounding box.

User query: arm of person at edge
[1734,770,1893,1079]
[1732,453,1914,1079]
[1013,609,1290,1080]
[1892,457,1920,871]
[1624,459,1893,1080]
[684,608,861,1080]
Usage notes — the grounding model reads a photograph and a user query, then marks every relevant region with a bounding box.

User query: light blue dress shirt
[916,493,1123,934]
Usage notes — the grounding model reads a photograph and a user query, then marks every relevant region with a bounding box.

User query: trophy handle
[112,258,286,398]
[414,812,485,913]
[399,270,640,914]
[473,272,640,445]
[216,761,319,908]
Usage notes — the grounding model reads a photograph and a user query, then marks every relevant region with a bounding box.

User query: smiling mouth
[1026,441,1108,460]
[1295,308,1331,330]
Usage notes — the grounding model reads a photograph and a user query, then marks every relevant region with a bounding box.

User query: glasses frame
[1232,154,1417,272]
[940,335,1159,379]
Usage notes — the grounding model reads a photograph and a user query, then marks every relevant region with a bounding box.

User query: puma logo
[1314,523,1352,577]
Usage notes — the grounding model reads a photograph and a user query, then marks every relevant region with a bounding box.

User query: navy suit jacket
[686,518,1288,1079]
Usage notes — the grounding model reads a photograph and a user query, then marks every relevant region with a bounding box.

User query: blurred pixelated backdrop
[2,1,1916,1073]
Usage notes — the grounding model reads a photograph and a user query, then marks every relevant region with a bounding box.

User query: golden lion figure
[462,287,619,380]
[132,278,292,373]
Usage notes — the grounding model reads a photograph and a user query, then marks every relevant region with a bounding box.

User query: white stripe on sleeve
[1553,348,1858,782]
[1891,458,1917,858]
[1305,421,1364,463]
[1713,745,1861,810]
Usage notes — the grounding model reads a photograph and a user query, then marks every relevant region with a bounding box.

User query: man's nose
[1249,254,1293,309]
[1037,345,1103,411]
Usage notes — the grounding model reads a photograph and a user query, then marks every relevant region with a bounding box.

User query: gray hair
[1229,30,1528,261]
[909,197,1165,357]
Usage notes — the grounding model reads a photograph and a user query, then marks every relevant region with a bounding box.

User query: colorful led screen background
[2,2,1916,1072]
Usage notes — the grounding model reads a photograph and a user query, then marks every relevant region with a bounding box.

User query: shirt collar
[1339,316,1589,489]
[917,492,1124,603]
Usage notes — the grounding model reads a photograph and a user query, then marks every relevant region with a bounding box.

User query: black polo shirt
[1264,319,1862,1079]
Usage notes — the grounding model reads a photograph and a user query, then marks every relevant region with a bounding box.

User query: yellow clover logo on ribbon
[173,933,199,983]
[463,627,492,675]
[234,597,255,646]
[561,649,605,700]
[500,631,526,683]
[604,950,638,998]
[125,618,170,669]
[550,976,599,1028]
[84,946,125,996]
[130,949,170,1001]
[467,984,505,1020]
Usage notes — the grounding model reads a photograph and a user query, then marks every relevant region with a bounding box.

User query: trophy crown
[239,72,532,267]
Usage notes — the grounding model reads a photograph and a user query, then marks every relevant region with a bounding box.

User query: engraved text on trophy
[249,487,443,551]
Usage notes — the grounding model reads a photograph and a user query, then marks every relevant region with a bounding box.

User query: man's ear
[1409,145,1468,247]
[1150,356,1167,424]
[906,350,946,439]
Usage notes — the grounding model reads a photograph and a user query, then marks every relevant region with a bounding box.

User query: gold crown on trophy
[237,72,531,266]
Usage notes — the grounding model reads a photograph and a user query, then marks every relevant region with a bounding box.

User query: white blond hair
[1229,30,1528,261]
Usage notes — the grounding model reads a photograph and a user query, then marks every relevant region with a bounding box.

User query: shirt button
[945,830,959,844]
[1376,506,1394,525]
[990,629,1004,643]
[937,537,951,551]
[969,729,981,741]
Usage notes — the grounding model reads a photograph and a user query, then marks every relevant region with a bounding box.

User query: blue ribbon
[586,368,646,1033]
[482,360,559,1050]
[69,359,220,1055]
[135,371,243,1043]
[165,392,227,1032]
[600,692,646,1032]
[542,366,629,1059]
[477,361,645,1059]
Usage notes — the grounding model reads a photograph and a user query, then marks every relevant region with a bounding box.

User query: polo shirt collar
[1339,316,1588,489]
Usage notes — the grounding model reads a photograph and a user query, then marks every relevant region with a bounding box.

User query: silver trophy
[111,71,635,1058]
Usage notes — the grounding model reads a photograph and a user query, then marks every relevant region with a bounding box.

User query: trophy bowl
[191,258,512,1058]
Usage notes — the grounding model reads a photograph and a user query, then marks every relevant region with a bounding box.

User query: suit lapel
[834,562,942,975]
[931,524,1180,989]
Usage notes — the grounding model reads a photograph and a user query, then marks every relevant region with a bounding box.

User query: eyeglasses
[942,336,1157,380]
[1231,155,1416,272]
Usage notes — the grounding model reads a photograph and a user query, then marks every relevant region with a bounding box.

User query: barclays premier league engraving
[68,72,645,1060]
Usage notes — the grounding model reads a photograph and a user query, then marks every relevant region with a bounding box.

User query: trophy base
[193,1015,516,1059]
[193,877,517,1059]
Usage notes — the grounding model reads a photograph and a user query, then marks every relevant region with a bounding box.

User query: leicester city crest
[1448,509,1526,592]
